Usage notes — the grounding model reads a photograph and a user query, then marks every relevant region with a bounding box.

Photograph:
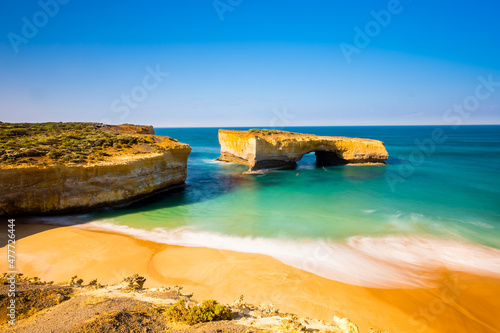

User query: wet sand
[1,223,499,333]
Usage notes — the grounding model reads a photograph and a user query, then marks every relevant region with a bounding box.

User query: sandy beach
[1,223,500,333]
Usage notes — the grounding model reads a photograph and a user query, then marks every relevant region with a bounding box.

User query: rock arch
[218,129,389,172]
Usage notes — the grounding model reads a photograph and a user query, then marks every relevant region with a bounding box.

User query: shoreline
[71,220,500,289]
[2,223,500,332]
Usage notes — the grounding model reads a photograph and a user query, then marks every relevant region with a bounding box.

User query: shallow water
[35,126,500,287]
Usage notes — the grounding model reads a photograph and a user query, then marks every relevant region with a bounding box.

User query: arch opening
[314,150,348,166]
[295,152,317,170]
[294,150,349,169]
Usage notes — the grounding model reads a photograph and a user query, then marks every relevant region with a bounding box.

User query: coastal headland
[0,122,191,216]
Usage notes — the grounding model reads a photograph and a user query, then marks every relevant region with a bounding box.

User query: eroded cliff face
[0,125,191,216]
[218,129,388,171]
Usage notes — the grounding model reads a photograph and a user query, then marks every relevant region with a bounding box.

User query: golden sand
[1,223,499,333]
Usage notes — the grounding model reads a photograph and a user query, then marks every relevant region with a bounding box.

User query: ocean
[34,126,500,288]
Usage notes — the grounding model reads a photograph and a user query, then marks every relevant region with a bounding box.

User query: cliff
[0,122,191,216]
[218,129,388,171]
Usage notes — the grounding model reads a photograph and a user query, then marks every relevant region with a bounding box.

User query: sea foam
[77,221,500,288]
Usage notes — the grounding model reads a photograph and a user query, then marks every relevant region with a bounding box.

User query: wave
[201,158,224,164]
[77,221,500,288]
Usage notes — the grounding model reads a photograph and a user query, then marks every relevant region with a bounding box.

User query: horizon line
[2,121,500,128]
[152,123,500,129]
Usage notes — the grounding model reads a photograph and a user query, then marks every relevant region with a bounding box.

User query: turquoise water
[97,126,500,245]
[38,126,500,287]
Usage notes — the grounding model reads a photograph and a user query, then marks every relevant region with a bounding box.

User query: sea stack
[0,123,191,215]
[217,129,389,172]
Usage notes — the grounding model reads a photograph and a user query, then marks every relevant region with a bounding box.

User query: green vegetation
[166,298,232,325]
[0,122,163,167]
[248,128,289,135]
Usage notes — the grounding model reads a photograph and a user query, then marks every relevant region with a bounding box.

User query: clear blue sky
[1,0,499,127]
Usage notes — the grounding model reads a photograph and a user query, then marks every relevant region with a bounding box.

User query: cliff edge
[217,129,388,171]
[0,122,191,216]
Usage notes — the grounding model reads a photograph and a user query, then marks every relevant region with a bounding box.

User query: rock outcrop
[0,123,191,216]
[218,129,388,171]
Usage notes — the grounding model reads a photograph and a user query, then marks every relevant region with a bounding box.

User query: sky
[0,0,499,127]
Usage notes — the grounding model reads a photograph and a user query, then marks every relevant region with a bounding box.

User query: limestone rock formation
[0,123,191,215]
[217,129,388,171]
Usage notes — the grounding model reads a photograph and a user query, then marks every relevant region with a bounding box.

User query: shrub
[16,148,46,157]
[121,274,146,290]
[5,128,28,137]
[39,138,59,145]
[166,299,232,325]
[94,139,104,147]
